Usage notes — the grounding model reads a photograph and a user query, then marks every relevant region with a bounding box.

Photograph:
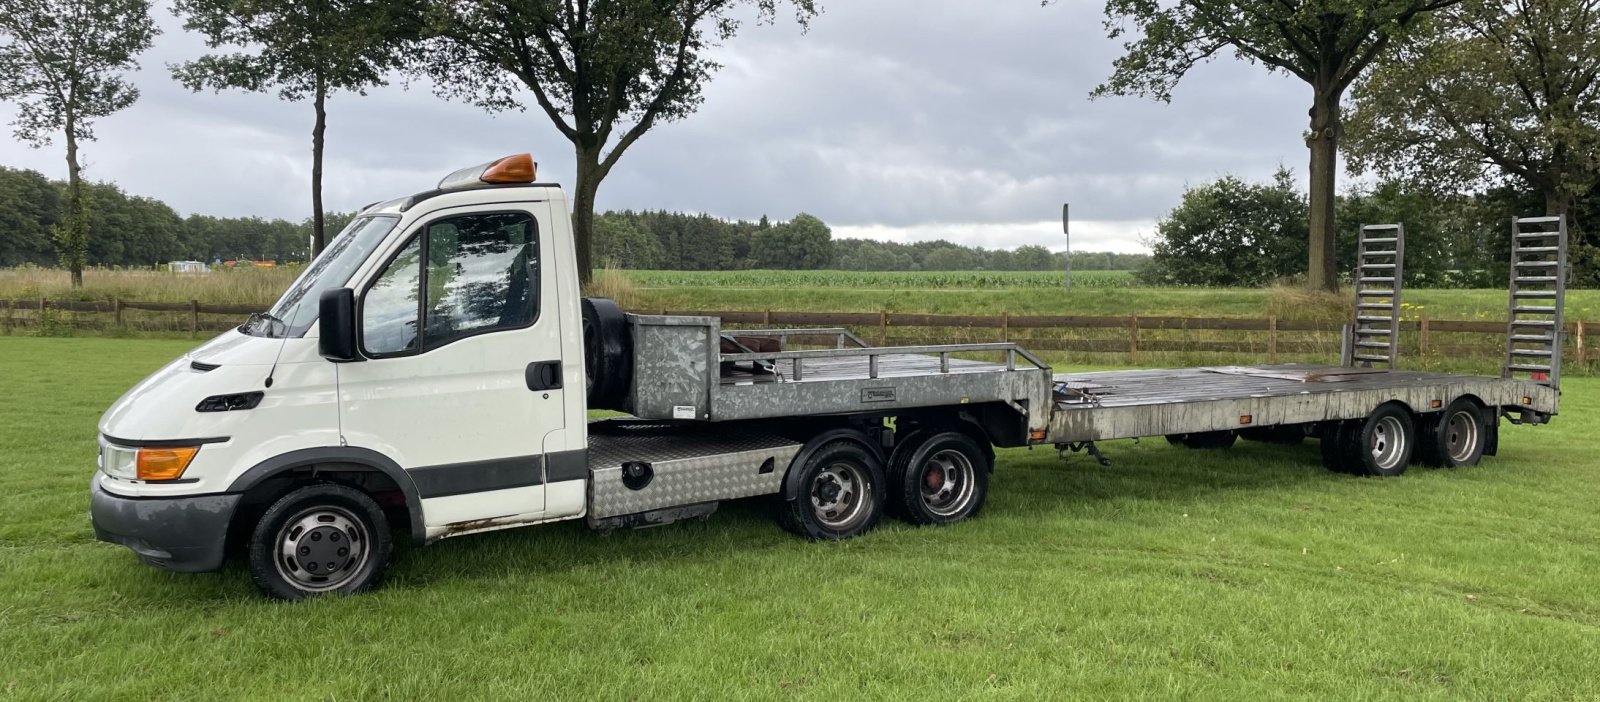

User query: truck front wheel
[888,431,990,526]
[247,484,392,601]
[777,440,886,540]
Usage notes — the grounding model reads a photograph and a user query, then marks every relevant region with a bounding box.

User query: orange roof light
[437,153,538,190]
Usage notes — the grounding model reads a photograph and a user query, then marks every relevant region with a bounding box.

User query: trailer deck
[1048,365,1559,442]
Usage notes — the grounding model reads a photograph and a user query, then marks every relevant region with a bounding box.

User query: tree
[1138,169,1309,287]
[923,246,978,271]
[593,213,665,268]
[751,213,833,269]
[0,166,61,266]
[1094,0,1457,292]
[0,0,156,286]
[1013,244,1055,271]
[1343,0,1600,275]
[419,0,818,284]
[172,0,422,255]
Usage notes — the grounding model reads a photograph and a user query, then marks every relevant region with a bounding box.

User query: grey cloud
[0,0,1313,248]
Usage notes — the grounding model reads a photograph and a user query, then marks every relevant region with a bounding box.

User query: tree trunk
[572,147,601,286]
[63,113,85,288]
[1306,94,1342,293]
[310,78,328,257]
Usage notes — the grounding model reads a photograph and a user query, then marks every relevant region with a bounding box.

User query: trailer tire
[888,431,990,526]
[1348,404,1415,477]
[1165,431,1237,450]
[581,297,632,410]
[776,440,886,541]
[1418,398,1487,468]
[1319,420,1358,474]
[247,483,391,601]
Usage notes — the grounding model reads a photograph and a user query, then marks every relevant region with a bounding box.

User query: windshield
[243,215,400,338]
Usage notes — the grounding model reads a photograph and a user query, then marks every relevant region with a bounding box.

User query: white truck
[90,154,1567,599]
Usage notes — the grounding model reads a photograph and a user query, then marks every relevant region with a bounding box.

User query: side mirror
[318,288,361,362]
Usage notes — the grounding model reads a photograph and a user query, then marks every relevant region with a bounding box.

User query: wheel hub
[274,507,368,592]
[924,468,945,490]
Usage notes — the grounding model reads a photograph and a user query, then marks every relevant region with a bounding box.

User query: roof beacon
[437,153,537,190]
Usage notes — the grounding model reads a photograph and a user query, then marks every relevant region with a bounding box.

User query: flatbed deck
[1047,364,1559,442]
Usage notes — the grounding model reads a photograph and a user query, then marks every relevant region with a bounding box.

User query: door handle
[526,361,562,391]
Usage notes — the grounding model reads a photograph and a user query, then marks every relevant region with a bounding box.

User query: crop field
[3,336,1599,699]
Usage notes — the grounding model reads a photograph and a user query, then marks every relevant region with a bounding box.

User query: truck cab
[93,155,595,597]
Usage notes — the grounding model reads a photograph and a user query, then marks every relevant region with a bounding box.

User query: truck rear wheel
[777,440,885,540]
[888,431,990,526]
[1319,420,1359,474]
[247,484,392,601]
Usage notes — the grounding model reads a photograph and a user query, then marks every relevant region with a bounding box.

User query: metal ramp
[1343,224,1405,368]
[1504,215,1568,389]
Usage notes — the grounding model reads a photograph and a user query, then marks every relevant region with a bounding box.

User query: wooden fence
[2,298,1593,366]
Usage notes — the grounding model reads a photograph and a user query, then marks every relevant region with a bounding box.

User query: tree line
[1139,169,1600,288]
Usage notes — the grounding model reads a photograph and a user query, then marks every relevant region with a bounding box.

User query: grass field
[4,336,1599,699]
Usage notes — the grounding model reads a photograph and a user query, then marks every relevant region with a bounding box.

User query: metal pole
[1062,203,1071,292]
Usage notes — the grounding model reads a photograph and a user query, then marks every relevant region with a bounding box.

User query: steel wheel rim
[1369,415,1407,470]
[1445,410,1479,463]
[918,449,976,517]
[810,461,871,529]
[273,505,370,592]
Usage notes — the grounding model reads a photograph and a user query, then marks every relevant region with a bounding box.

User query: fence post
[114,298,124,329]
[877,310,888,346]
[1419,317,1430,359]
[2,299,10,335]
[190,300,200,336]
[1268,316,1279,364]
[1000,312,1010,342]
[763,308,771,325]
[1129,315,1140,364]
[1577,320,1586,364]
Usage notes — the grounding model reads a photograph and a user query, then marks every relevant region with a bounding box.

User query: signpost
[1062,203,1071,292]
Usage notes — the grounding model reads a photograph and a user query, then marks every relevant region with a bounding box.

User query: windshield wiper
[243,311,289,338]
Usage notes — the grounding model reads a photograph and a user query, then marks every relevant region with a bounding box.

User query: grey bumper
[90,478,241,573]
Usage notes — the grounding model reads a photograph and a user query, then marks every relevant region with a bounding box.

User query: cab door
[336,202,568,533]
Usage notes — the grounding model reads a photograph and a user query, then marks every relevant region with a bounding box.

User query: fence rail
[1,298,1592,366]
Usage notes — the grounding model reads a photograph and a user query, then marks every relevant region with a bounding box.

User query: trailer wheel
[246,483,392,601]
[1165,431,1237,450]
[1418,399,1487,468]
[1318,420,1358,474]
[888,431,990,526]
[581,297,632,411]
[1348,404,1416,477]
[777,440,885,540]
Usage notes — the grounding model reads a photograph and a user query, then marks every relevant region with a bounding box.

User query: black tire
[777,440,886,540]
[1319,420,1358,474]
[883,428,929,520]
[581,297,632,411]
[247,484,392,601]
[1166,431,1238,450]
[888,431,991,526]
[1240,425,1307,444]
[1348,404,1416,477]
[1418,399,1487,468]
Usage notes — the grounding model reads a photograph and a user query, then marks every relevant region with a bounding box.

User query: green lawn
[3,337,1599,700]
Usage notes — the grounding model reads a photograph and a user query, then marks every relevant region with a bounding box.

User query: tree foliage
[418,0,817,284]
[0,0,157,286]
[171,0,422,253]
[1139,168,1310,286]
[1095,0,1457,291]
[1344,0,1600,258]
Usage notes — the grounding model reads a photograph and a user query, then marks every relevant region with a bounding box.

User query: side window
[360,211,538,356]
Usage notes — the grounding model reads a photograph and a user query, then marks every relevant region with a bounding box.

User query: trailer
[89,154,1567,599]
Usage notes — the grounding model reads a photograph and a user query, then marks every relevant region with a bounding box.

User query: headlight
[99,439,199,481]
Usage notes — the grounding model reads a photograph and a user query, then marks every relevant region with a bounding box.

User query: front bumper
[90,477,242,573]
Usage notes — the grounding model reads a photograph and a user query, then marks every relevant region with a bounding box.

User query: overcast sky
[0,1,1311,254]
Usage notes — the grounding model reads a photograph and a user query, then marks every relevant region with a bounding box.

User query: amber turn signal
[137,447,199,481]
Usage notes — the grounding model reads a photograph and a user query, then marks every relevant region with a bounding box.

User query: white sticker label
[673,405,697,420]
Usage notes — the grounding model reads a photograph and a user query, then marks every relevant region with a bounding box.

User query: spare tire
[581,297,632,410]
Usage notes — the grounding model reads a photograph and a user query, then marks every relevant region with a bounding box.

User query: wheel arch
[228,447,427,546]
[780,427,884,502]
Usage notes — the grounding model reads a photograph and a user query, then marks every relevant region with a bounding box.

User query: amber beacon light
[437,153,538,190]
